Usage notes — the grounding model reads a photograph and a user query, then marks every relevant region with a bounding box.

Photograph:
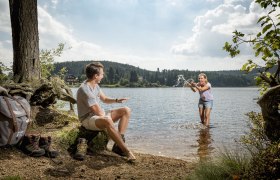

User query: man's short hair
[85,62,104,79]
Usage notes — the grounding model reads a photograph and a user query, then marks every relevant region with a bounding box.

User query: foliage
[53,60,256,87]
[87,131,109,153]
[188,112,280,180]
[240,112,280,179]
[57,67,68,80]
[240,112,269,153]
[0,62,12,84]
[56,126,80,150]
[223,0,280,94]
[244,141,280,179]
[187,150,250,180]
[40,43,65,78]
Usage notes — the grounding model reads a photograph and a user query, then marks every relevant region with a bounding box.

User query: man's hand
[116,98,129,103]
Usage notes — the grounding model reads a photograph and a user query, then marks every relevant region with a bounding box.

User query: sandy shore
[0,146,195,179]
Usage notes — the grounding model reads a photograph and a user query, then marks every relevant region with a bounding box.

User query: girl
[192,73,214,127]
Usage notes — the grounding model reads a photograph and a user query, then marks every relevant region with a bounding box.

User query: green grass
[187,150,250,180]
[1,175,21,180]
[55,125,80,150]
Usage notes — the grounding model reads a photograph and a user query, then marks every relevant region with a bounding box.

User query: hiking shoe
[74,138,87,161]
[39,136,59,158]
[112,144,125,156]
[125,151,136,162]
[112,134,126,156]
[20,135,45,157]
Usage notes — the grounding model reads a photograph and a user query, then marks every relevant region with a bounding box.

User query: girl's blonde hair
[198,73,208,83]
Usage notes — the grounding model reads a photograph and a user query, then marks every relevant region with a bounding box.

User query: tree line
[53,60,256,87]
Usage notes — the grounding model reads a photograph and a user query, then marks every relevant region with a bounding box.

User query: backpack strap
[3,96,18,145]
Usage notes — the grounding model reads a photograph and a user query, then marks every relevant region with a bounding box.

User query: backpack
[0,95,31,146]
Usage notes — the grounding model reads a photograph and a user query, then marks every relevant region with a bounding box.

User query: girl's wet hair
[198,73,208,83]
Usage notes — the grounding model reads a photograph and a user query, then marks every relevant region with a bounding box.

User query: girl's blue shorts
[198,99,213,109]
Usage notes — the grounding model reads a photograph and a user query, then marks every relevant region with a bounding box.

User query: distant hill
[53,60,257,87]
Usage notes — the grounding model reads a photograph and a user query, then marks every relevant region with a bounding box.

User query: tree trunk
[9,0,40,83]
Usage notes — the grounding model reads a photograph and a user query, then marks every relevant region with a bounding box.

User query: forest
[53,60,256,87]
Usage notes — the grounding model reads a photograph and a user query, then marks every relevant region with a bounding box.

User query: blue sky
[0,0,276,71]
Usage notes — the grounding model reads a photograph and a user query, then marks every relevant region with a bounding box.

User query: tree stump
[68,126,109,155]
[258,85,280,142]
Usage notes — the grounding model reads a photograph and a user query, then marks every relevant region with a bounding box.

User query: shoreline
[0,146,196,179]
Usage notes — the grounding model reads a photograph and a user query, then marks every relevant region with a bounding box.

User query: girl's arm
[194,83,210,91]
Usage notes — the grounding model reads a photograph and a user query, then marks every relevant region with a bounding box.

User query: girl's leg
[204,108,211,127]
[199,107,205,124]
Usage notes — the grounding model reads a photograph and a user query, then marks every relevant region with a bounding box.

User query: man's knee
[123,106,131,115]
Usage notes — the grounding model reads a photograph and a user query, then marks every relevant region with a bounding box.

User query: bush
[188,112,280,180]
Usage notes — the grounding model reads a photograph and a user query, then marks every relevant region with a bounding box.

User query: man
[76,62,136,161]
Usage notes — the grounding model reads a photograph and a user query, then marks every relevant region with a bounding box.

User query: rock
[258,85,280,142]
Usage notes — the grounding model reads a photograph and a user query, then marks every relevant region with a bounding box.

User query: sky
[0,0,277,71]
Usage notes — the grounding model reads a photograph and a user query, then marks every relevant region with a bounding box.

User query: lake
[69,87,260,161]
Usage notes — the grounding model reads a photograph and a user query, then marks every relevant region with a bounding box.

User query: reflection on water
[197,128,214,160]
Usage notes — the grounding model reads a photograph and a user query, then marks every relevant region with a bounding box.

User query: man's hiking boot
[20,134,45,157]
[74,138,87,161]
[39,136,59,158]
[112,134,126,156]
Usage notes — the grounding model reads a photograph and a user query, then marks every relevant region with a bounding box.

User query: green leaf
[257,16,267,23]
[261,18,270,27]
[255,45,264,57]
[256,32,262,37]
[255,76,262,85]
[241,63,249,71]
[262,24,272,34]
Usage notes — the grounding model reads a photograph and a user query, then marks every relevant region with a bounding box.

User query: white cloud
[38,6,105,62]
[0,0,10,33]
[224,0,245,5]
[1,0,278,71]
[171,1,265,58]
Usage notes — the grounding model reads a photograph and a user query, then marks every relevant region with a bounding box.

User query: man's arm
[99,91,129,104]
[90,104,105,116]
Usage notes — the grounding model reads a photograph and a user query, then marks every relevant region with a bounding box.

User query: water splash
[174,75,196,92]
[172,122,208,130]
[174,74,194,87]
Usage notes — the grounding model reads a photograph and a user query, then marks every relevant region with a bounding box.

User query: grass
[1,176,21,180]
[54,123,80,150]
[187,149,250,180]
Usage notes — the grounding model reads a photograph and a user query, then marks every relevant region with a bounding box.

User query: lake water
[69,87,260,161]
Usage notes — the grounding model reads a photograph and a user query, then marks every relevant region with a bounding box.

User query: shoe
[125,151,136,162]
[73,138,87,161]
[39,136,59,158]
[20,135,45,157]
[112,134,125,156]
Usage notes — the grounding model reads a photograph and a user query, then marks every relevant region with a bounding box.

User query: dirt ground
[0,146,195,180]
[0,108,195,180]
